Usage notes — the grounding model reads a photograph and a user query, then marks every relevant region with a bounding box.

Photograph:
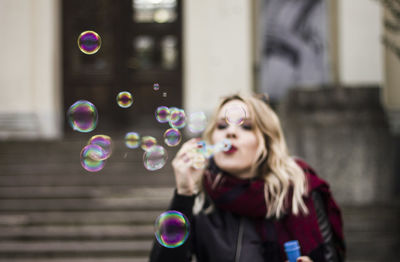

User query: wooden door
[62,0,182,134]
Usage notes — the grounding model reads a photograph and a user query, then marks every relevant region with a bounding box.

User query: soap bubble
[153,83,160,91]
[164,128,181,147]
[125,132,141,149]
[225,106,246,126]
[169,108,186,129]
[191,153,207,170]
[155,210,190,248]
[77,30,101,55]
[116,91,133,108]
[87,135,112,160]
[67,100,98,133]
[155,106,170,123]
[141,136,157,151]
[143,145,168,171]
[80,144,105,172]
[187,111,207,133]
[214,139,232,153]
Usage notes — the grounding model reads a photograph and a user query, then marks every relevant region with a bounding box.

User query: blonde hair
[202,94,308,218]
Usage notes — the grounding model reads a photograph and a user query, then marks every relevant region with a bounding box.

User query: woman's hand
[172,138,206,196]
[297,257,313,262]
[285,257,313,262]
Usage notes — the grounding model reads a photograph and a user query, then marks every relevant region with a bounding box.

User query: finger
[175,139,203,158]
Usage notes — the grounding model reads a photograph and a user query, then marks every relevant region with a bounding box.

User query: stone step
[0,211,164,226]
[1,258,148,262]
[0,161,175,176]
[0,225,154,240]
[0,197,170,212]
[0,240,152,258]
[0,186,174,199]
[345,237,399,261]
[0,173,175,187]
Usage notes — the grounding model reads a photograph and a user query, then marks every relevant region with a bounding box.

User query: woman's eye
[216,123,228,130]
[242,124,252,130]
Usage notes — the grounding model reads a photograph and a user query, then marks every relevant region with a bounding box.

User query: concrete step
[0,197,170,212]
[0,186,174,199]
[0,240,152,258]
[0,225,154,240]
[0,173,175,187]
[0,211,165,226]
[1,258,148,262]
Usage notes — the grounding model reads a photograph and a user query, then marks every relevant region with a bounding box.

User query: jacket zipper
[234,218,244,262]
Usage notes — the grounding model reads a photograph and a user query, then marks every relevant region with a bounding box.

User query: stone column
[382,7,400,135]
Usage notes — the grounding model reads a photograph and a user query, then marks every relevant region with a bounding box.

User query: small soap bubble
[188,111,207,133]
[125,132,141,149]
[214,139,232,153]
[77,31,101,55]
[116,91,133,108]
[141,136,157,151]
[191,153,207,170]
[67,100,98,133]
[164,128,181,147]
[195,141,215,159]
[155,210,190,248]
[221,139,232,152]
[87,135,112,160]
[225,106,246,126]
[203,145,215,159]
[169,108,186,129]
[80,144,105,172]
[155,106,170,123]
[153,83,160,91]
[143,145,168,171]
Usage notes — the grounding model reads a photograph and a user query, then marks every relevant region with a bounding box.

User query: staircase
[0,138,177,262]
[0,139,399,261]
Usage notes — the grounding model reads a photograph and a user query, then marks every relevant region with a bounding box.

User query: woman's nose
[225,125,237,139]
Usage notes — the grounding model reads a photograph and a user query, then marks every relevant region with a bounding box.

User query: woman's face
[211,100,260,179]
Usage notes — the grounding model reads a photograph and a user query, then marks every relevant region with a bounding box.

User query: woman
[150,94,345,262]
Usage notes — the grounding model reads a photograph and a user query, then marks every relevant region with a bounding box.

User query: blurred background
[0,0,399,261]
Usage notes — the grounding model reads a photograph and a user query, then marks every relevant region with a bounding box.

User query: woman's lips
[224,145,238,154]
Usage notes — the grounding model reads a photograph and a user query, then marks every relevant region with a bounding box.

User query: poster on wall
[259,0,331,102]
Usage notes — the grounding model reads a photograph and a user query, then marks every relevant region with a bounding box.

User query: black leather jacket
[149,190,344,262]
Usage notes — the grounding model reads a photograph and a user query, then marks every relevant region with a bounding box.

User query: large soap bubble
[155,210,190,248]
[67,100,98,133]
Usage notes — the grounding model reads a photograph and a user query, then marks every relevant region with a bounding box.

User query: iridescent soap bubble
[153,83,160,91]
[214,139,232,153]
[187,111,207,133]
[191,153,207,170]
[155,210,190,248]
[169,108,186,129]
[141,136,157,151]
[203,145,215,159]
[125,132,141,149]
[77,30,101,55]
[155,106,170,123]
[87,135,112,160]
[116,91,133,108]
[67,100,98,133]
[225,106,246,126]
[80,144,105,172]
[164,128,181,147]
[143,145,168,171]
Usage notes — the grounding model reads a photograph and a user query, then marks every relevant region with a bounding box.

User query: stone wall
[278,87,396,205]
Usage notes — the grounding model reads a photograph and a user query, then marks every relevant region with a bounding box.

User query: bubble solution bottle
[284,240,301,262]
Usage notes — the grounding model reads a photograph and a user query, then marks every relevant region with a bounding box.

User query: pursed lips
[224,145,238,154]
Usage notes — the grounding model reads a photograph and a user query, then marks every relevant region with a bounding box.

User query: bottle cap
[284,240,300,251]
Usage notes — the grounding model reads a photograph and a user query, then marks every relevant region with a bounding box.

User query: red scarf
[203,158,345,257]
